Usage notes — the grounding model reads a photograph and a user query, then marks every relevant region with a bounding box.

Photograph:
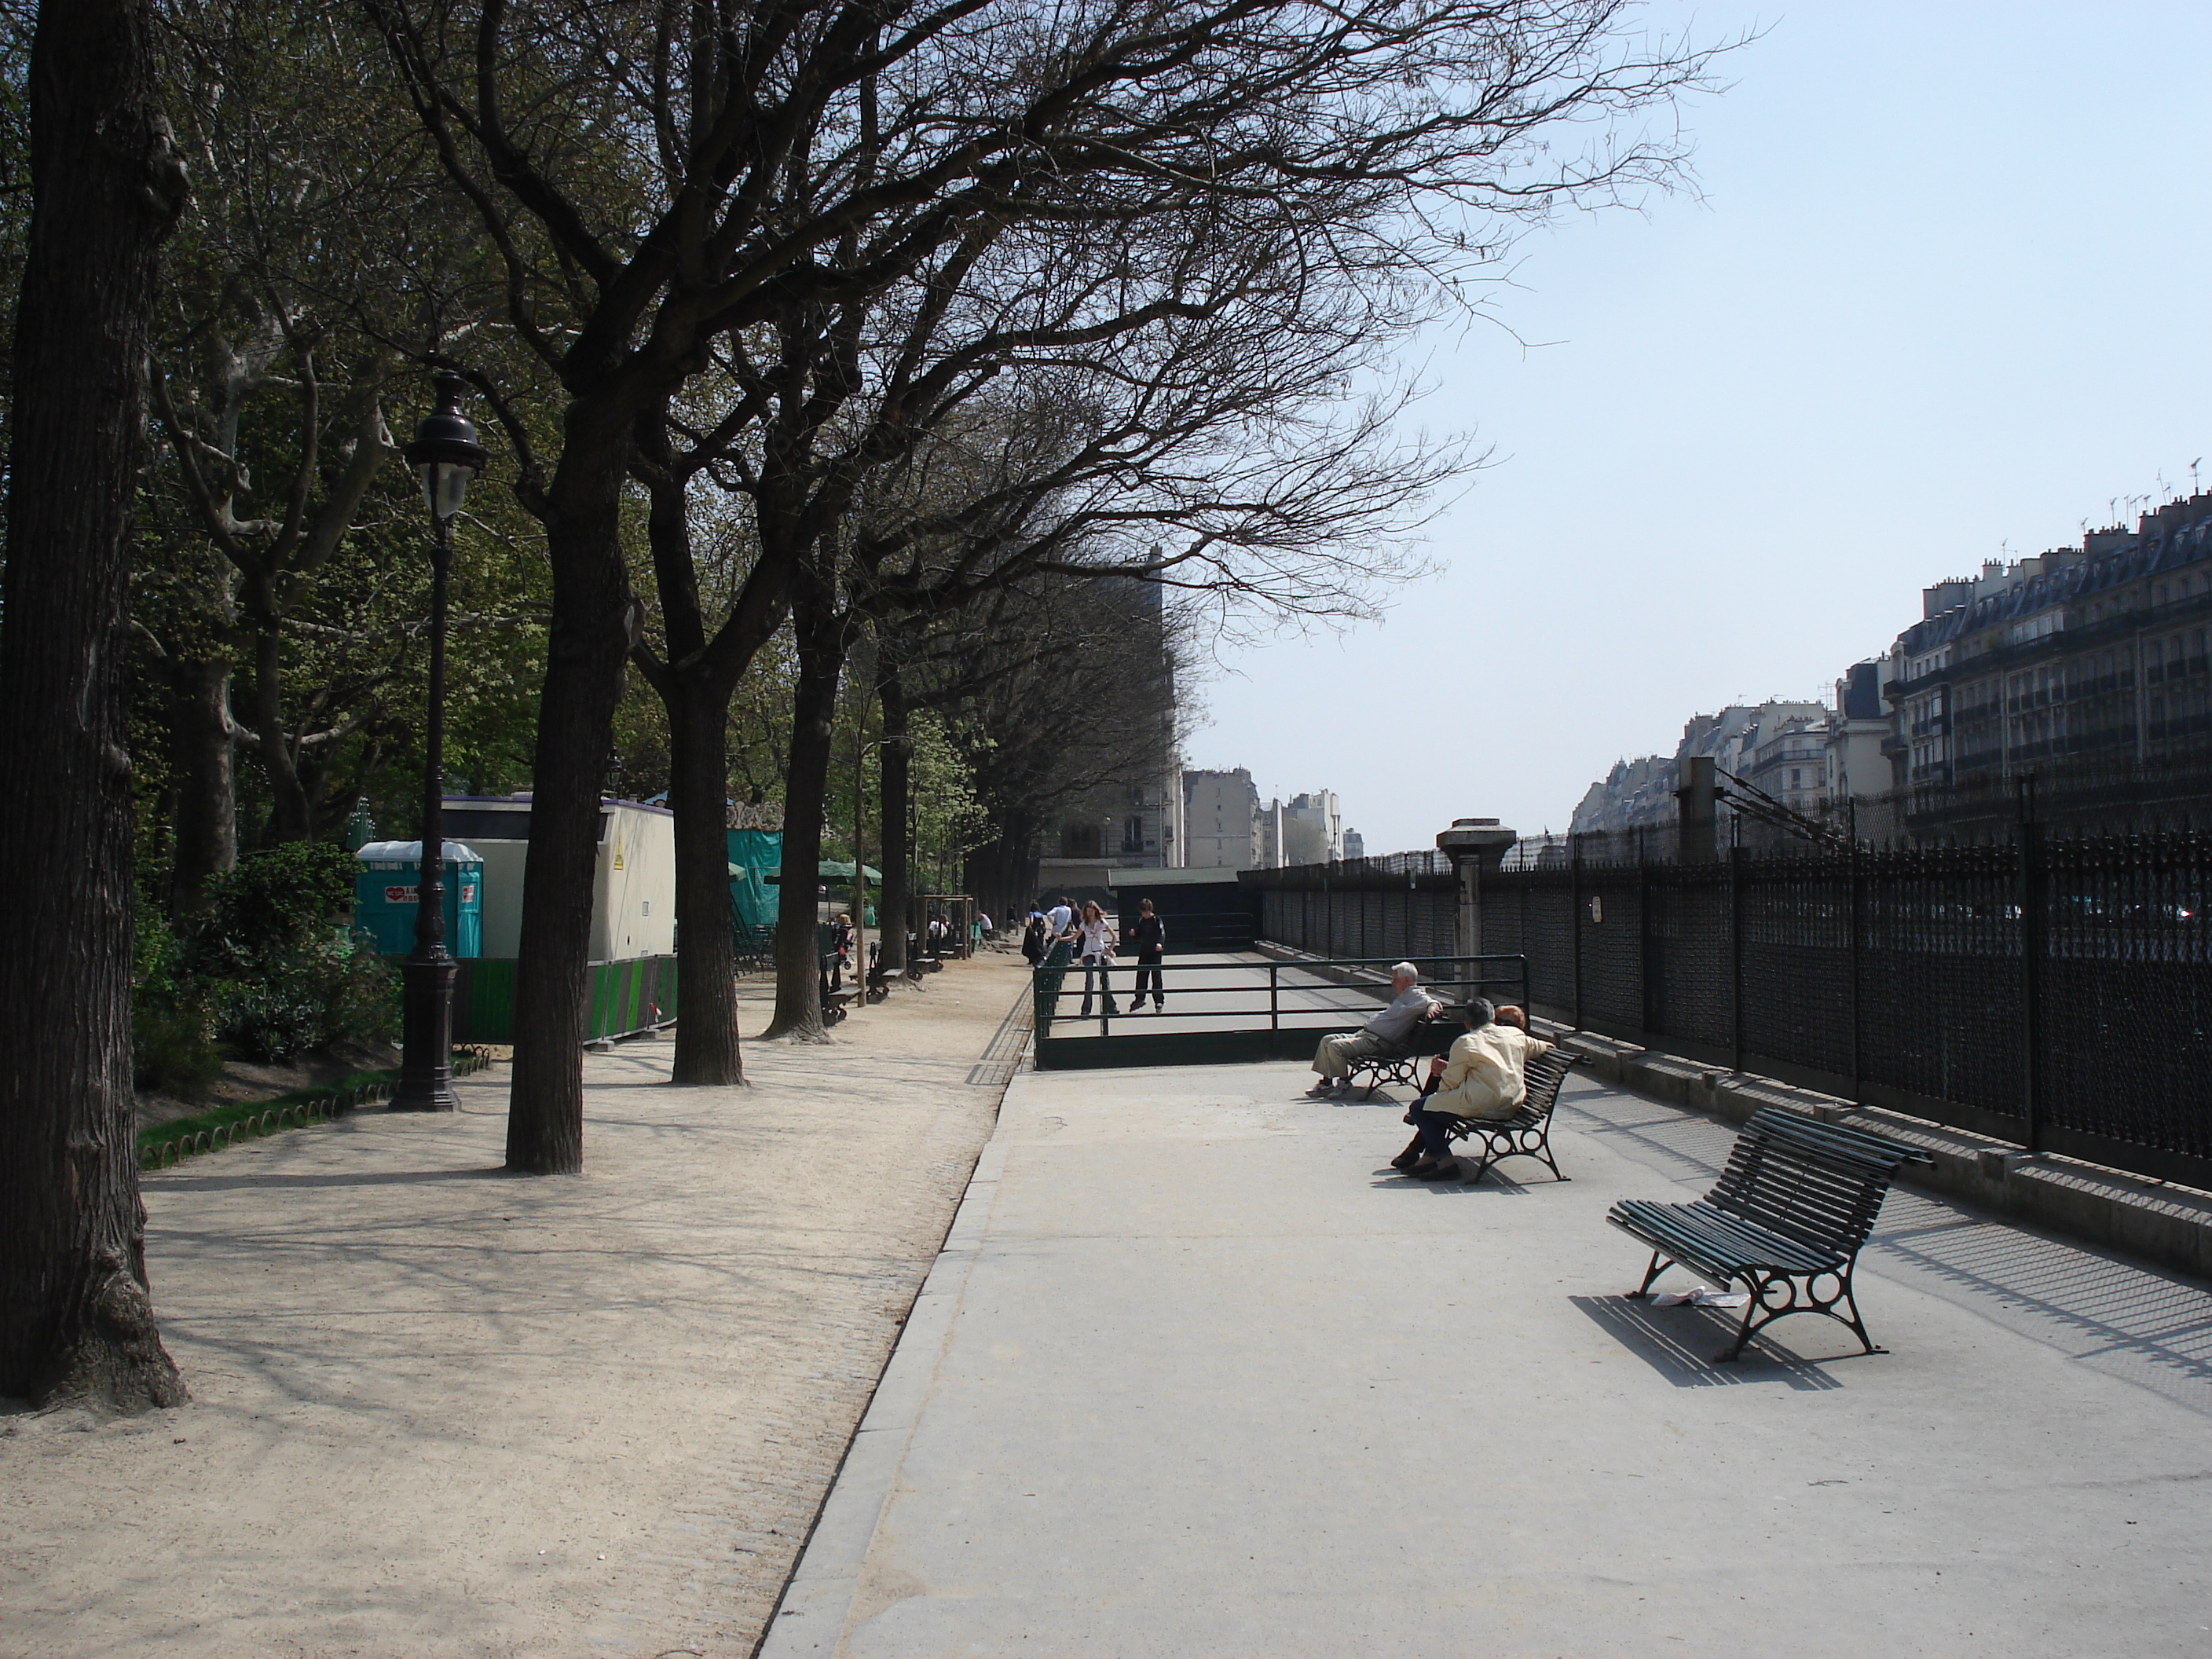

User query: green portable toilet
[354,840,484,957]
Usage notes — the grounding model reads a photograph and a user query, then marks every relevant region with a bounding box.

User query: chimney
[1922,579,1972,617]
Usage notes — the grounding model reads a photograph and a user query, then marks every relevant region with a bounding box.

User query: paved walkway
[766,1057,2212,1657]
[1,956,1033,1659]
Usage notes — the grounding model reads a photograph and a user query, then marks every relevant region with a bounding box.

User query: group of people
[1306,961,1552,1181]
[1019,893,1167,1017]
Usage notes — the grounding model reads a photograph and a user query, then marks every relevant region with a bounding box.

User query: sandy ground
[1,954,1031,1659]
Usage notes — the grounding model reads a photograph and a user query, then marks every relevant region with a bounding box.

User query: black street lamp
[391,372,486,1112]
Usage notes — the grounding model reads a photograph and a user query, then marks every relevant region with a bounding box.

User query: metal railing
[1035,952,1529,1042]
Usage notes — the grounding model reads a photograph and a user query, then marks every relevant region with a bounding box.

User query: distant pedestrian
[1045,894,1075,941]
[1021,910,1048,965]
[1075,899,1118,1016]
[831,911,854,988]
[1123,899,1166,1012]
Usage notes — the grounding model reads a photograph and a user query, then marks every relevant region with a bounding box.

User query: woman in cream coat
[1393,1002,1552,1178]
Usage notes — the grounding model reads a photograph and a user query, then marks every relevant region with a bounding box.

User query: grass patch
[138,1049,494,1169]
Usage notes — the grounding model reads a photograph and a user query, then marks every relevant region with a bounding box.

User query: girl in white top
[1075,899,1119,1017]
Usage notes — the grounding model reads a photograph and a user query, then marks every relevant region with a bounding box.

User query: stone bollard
[1434,817,1520,969]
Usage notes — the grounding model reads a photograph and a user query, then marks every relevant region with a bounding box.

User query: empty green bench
[1609,1107,1931,1361]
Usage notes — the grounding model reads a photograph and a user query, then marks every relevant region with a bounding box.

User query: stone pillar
[1675,756,1718,862]
[1434,817,1518,961]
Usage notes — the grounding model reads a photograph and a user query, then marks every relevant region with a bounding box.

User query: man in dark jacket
[1123,898,1166,1011]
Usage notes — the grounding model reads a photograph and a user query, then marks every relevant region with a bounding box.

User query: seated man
[1306,961,1441,1099]
[1391,1001,1555,1178]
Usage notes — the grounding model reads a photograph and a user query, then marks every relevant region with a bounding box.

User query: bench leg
[1628,1248,1673,1299]
[1715,1263,1884,1363]
[1716,1275,1768,1361]
[1523,1123,1566,1183]
[1457,1122,1567,1186]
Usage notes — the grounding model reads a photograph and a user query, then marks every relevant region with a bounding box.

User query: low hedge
[137,1048,494,1170]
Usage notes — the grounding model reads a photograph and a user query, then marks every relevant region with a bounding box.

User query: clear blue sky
[1187,2,2212,853]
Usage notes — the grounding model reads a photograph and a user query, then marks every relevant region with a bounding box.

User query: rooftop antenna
[2193,458,2203,496]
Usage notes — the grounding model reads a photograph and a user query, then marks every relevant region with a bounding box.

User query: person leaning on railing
[1390,1002,1554,1179]
[1306,961,1441,1099]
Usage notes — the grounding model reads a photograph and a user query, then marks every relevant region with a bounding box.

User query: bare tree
[371,0,1714,1149]
[0,0,189,1411]
[885,574,1192,923]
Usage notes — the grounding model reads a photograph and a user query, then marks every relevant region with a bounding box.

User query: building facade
[1035,576,1184,887]
[1278,789,1343,865]
[1885,493,2212,789]
[1181,767,1260,870]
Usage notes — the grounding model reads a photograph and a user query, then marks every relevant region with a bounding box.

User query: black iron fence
[1241,862,1459,961]
[1259,830,2212,1189]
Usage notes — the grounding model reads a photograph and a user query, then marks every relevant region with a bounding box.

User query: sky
[1185,1,2212,853]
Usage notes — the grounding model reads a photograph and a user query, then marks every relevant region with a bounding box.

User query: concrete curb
[756,1097,1013,1658]
[1548,1024,2212,1283]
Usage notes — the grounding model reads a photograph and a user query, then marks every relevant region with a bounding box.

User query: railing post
[1848,800,1864,1106]
[1637,824,1653,1038]
[1729,816,1744,1075]
[1569,832,1584,1032]
[1269,961,1279,1031]
[2018,776,2042,1154]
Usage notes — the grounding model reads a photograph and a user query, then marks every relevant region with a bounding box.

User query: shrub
[133,912,224,1097]
[131,842,400,1077]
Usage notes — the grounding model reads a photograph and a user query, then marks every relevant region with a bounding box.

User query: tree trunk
[249,611,313,842]
[167,653,236,914]
[764,583,846,1041]
[970,816,1039,925]
[505,421,635,1174]
[0,0,187,1410]
[876,667,910,972]
[665,676,745,1083]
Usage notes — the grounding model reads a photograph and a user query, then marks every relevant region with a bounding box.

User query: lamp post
[391,373,486,1111]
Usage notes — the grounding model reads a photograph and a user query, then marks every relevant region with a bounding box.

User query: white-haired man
[1306,961,1441,1099]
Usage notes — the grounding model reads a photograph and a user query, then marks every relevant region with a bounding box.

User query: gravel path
[0,955,1030,1659]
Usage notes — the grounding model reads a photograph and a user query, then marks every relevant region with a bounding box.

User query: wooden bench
[1608,1108,1932,1361]
[1436,1048,1581,1185]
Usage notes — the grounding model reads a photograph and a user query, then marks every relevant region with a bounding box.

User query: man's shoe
[1306,1082,1338,1098]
